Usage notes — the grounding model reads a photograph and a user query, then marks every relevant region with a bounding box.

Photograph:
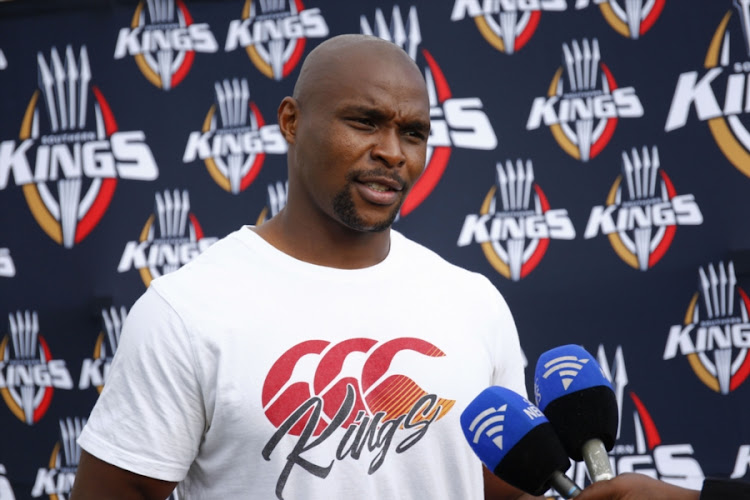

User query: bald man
[72,35,533,500]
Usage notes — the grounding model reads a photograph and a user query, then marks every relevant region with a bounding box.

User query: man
[71,34,534,499]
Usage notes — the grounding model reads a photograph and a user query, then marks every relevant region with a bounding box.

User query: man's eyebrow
[339,105,387,118]
[401,119,431,133]
[339,105,430,130]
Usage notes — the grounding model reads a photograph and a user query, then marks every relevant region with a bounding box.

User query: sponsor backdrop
[1,0,749,498]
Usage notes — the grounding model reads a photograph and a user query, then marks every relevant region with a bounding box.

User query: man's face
[290,48,430,232]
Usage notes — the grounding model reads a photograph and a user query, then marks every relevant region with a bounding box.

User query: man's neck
[252,208,392,269]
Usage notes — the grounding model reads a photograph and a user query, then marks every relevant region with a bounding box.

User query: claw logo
[0,311,74,425]
[182,78,286,194]
[450,0,566,54]
[117,189,218,287]
[0,464,14,500]
[664,261,750,394]
[31,417,85,499]
[0,49,6,70]
[78,307,127,393]
[262,337,454,497]
[665,3,750,178]
[546,345,704,498]
[457,159,575,281]
[0,248,15,278]
[575,0,665,39]
[583,146,703,270]
[224,0,329,80]
[0,45,158,248]
[114,0,219,90]
[527,38,644,162]
[256,180,288,225]
[363,6,498,216]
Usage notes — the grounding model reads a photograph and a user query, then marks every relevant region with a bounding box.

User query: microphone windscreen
[534,344,618,460]
[460,386,571,495]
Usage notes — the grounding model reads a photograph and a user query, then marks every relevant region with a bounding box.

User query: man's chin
[332,189,403,233]
[339,209,400,233]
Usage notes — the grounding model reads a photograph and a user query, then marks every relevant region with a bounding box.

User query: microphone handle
[582,438,615,482]
[549,470,582,499]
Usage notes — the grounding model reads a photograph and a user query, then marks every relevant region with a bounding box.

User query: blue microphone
[534,344,618,482]
[460,386,581,498]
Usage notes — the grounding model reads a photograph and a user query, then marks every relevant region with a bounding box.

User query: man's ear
[278,96,298,144]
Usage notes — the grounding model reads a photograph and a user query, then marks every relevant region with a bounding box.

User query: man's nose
[371,128,406,168]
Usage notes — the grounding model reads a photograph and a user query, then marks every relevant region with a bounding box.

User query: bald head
[292,34,424,103]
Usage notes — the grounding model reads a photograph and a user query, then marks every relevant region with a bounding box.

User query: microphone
[460,386,582,498]
[534,344,618,483]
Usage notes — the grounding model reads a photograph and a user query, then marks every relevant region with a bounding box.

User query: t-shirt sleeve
[486,281,528,399]
[77,286,204,482]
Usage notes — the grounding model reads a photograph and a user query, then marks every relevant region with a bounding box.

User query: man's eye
[351,117,374,127]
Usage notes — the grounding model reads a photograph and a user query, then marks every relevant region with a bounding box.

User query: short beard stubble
[331,182,402,233]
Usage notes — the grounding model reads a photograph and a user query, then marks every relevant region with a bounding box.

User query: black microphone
[534,344,618,482]
[460,386,581,498]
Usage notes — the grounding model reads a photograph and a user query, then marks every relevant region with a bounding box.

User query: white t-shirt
[78,227,527,499]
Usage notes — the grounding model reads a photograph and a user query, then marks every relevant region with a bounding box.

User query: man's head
[278,34,430,233]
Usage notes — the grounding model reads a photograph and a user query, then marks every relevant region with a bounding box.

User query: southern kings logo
[0,311,74,425]
[450,0,566,55]
[224,0,329,80]
[114,0,219,90]
[457,159,575,281]
[574,0,665,39]
[182,78,286,194]
[78,307,128,393]
[117,189,217,287]
[262,337,454,498]
[363,6,498,216]
[583,146,703,271]
[666,2,750,178]
[0,45,158,248]
[664,261,750,395]
[31,418,86,499]
[527,38,643,162]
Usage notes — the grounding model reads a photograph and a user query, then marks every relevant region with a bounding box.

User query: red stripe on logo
[171,50,195,88]
[284,38,306,78]
[421,49,452,102]
[640,0,665,35]
[177,0,193,24]
[648,170,678,268]
[630,391,661,450]
[75,178,118,244]
[400,146,451,217]
[241,103,267,191]
[189,213,204,240]
[521,184,550,278]
[33,337,55,423]
[589,64,619,159]
[92,86,119,136]
[515,10,541,52]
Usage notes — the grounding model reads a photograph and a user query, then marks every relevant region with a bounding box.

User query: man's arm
[70,450,177,500]
[483,466,546,500]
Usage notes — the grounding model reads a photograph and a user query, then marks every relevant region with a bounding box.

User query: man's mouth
[354,176,405,206]
[365,182,393,192]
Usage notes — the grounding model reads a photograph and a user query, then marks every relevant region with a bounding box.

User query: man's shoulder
[150,228,248,292]
[393,231,497,291]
